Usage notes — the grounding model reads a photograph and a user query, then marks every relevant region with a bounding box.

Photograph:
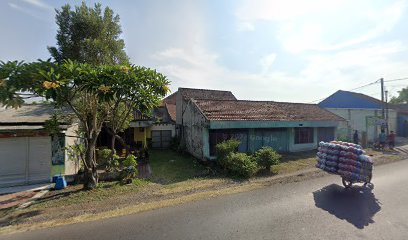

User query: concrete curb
[17,189,50,210]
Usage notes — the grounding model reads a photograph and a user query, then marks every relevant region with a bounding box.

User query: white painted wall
[326,108,397,142]
[64,124,81,175]
[0,136,51,187]
[151,123,176,137]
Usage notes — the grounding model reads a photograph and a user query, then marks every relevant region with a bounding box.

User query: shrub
[120,154,138,184]
[254,147,281,171]
[215,139,240,168]
[97,149,112,166]
[123,154,137,168]
[97,148,120,171]
[225,152,258,178]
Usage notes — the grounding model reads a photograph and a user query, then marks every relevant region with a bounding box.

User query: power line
[349,81,379,91]
[308,79,380,103]
[384,77,408,82]
[308,76,408,104]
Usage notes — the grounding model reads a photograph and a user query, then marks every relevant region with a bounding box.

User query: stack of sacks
[333,141,373,183]
[316,142,340,173]
[316,141,373,183]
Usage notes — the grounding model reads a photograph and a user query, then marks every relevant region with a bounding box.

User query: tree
[0,60,169,189]
[390,87,408,104]
[104,67,169,155]
[48,2,129,65]
[48,1,134,162]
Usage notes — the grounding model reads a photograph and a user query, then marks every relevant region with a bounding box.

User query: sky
[1,0,408,103]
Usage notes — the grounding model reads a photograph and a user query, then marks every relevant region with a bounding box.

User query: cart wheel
[342,178,353,188]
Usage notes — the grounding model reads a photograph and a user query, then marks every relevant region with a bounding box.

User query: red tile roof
[194,99,345,121]
[165,103,176,122]
[162,92,177,105]
[179,88,236,101]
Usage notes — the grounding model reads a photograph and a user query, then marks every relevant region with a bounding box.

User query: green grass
[271,151,316,174]
[29,150,205,210]
[30,179,149,209]
[149,149,207,183]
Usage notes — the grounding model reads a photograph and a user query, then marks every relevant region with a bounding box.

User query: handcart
[341,175,373,189]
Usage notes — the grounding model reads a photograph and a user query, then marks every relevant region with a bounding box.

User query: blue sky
[1,0,408,102]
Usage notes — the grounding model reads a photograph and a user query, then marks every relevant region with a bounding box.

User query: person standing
[353,130,359,144]
[388,131,396,149]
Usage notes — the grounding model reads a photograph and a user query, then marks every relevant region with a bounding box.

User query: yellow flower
[42,81,59,89]
[98,85,111,93]
[120,66,130,74]
[163,85,170,94]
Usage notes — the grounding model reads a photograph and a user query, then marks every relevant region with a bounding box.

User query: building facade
[319,90,398,143]
[176,88,344,160]
[0,104,79,187]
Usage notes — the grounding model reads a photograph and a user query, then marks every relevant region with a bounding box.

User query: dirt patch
[0,192,37,210]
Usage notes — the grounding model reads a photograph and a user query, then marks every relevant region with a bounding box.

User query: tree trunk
[83,137,98,189]
[110,134,116,154]
[106,127,129,155]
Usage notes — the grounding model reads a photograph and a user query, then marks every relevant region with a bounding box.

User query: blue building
[319,90,398,143]
[392,104,408,138]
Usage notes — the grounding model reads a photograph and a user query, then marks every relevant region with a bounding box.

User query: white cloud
[236,22,255,32]
[259,53,277,74]
[235,0,346,23]
[22,0,53,10]
[236,0,405,53]
[279,1,405,53]
[153,40,408,103]
[8,0,53,21]
[126,0,408,102]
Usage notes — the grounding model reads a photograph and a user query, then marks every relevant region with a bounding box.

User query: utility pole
[380,78,385,119]
[380,78,385,132]
[385,90,389,135]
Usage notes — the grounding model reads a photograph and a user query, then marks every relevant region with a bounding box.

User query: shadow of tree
[0,210,42,227]
[28,188,83,207]
[313,184,381,229]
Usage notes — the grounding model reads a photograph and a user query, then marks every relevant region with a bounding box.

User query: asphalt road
[3,160,408,240]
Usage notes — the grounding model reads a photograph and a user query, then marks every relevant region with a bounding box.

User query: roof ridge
[194,98,318,105]
[336,90,382,102]
[178,87,233,93]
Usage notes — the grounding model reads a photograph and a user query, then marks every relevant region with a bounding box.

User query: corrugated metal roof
[0,104,55,123]
[194,99,345,121]
[319,90,383,109]
[0,125,44,130]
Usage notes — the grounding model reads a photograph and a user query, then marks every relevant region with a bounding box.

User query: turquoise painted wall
[203,120,339,159]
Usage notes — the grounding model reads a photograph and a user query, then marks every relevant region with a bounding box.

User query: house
[319,90,398,143]
[0,104,79,187]
[130,92,177,149]
[392,104,408,137]
[176,88,344,160]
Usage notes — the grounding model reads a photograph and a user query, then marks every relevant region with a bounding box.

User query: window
[209,129,248,156]
[139,127,144,132]
[294,128,314,144]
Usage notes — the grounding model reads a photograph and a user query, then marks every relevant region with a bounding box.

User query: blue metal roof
[319,90,383,109]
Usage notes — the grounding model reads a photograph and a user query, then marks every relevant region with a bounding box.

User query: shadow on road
[313,184,381,229]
